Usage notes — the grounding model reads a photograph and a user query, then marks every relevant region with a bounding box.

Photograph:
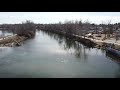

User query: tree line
[42,20,120,39]
[1,20,120,39]
[0,20,36,38]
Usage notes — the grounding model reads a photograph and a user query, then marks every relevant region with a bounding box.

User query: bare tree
[101,21,107,40]
[13,20,36,38]
[107,20,113,38]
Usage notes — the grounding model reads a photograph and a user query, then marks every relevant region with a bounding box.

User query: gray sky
[0,12,120,24]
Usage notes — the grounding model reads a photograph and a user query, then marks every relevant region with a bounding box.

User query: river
[0,30,120,78]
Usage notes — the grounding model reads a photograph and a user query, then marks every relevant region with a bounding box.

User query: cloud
[0,12,120,24]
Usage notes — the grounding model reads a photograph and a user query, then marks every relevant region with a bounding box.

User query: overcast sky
[0,12,120,24]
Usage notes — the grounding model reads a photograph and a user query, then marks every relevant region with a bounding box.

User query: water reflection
[0,47,13,66]
[106,52,120,63]
[41,30,92,61]
[0,30,13,37]
[115,64,120,78]
[0,30,120,78]
[0,29,119,63]
[41,30,120,63]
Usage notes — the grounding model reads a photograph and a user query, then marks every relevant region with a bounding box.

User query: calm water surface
[0,30,120,78]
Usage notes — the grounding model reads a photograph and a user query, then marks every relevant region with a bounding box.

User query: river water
[0,30,120,78]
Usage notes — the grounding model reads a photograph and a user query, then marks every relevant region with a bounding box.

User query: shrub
[14,20,36,38]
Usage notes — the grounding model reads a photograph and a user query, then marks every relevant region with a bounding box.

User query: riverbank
[63,32,120,50]
[42,30,120,50]
[42,30,97,47]
[82,35,120,50]
[0,34,28,47]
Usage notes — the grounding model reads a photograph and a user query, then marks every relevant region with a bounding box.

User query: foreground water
[0,30,120,78]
